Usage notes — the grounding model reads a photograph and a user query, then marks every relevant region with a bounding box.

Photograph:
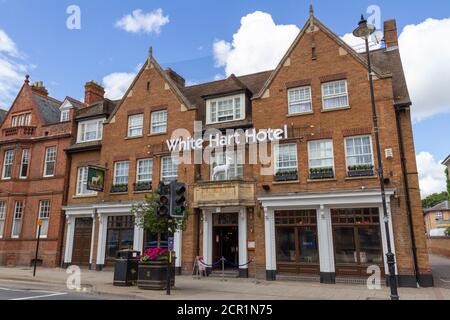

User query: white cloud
[0,28,28,108]
[398,17,450,122]
[102,72,136,100]
[416,151,447,197]
[115,9,169,34]
[213,11,299,76]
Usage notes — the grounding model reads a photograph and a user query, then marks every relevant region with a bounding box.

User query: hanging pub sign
[87,166,105,192]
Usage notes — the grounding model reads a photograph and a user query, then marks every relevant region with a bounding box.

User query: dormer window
[60,110,70,122]
[77,118,104,143]
[206,93,245,124]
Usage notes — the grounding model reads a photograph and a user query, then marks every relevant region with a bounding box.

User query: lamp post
[353,15,399,300]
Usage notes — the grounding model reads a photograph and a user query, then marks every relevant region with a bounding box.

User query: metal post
[33,224,41,277]
[364,37,399,300]
[166,220,172,296]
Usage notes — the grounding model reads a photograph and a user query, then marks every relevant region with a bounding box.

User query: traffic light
[156,182,170,217]
[169,181,187,218]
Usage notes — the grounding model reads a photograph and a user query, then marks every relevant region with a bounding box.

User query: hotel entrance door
[212,213,239,268]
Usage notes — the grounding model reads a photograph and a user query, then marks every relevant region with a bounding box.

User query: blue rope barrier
[198,257,223,268]
[222,258,254,268]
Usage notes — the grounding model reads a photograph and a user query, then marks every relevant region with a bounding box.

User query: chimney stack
[31,81,48,96]
[84,80,105,105]
[165,68,185,88]
[384,19,399,49]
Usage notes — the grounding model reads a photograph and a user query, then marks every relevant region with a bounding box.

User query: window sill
[125,135,144,140]
[345,176,378,181]
[43,175,55,179]
[133,190,152,194]
[286,111,314,117]
[148,132,167,137]
[1,178,11,181]
[272,180,300,185]
[307,178,337,183]
[73,194,98,199]
[109,192,129,195]
[321,106,351,113]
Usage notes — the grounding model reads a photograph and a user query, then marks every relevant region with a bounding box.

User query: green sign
[87,166,105,192]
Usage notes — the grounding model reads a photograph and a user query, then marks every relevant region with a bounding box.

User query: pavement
[429,254,450,289]
[0,254,449,300]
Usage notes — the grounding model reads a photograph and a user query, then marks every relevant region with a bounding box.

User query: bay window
[77,119,104,143]
[207,94,245,124]
[210,150,244,181]
[288,86,312,114]
[322,80,349,110]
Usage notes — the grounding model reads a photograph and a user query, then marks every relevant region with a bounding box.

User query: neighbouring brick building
[424,201,450,236]
[61,11,432,287]
[0,77,74,267]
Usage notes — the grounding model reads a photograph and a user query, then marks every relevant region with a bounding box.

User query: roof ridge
[186,70,274,89]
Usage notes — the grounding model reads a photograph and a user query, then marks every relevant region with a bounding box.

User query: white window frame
[128,114,144,137]
[114,161,129,186]
[206,93,245,124]
[37,200,50,238]
[2,150,14,180]
[19,149,30,179]
[274,143,298,174]
[60,110,70,122]
[11,201,23,238]
[0,201,6,239]
[322,80,349,110]
[307,139,335,170]
[43,146,57,177]
[161,156,178,183]
[76,167,97,196]
[344,135,375,169]
[77,118,104,143]
[435,212,443,220]
[136,159,153,183]
[288,86,312,115]
[150,110,168,134]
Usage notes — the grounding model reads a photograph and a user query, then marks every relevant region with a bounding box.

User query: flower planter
[111,184,128,193]
[309,172,334,180]
[134,182,152,192]
[347,169,374,177]
[137,260,175,290]
[274,174,298,182]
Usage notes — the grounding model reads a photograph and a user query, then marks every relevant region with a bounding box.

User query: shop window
[275,210,319,270]
[106,216,134,260]
[331,208,383,274]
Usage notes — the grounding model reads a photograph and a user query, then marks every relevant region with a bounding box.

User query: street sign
[37,219,43,226]
[168,237,174,251]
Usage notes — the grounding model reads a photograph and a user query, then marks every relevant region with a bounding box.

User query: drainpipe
[395,104,420,286]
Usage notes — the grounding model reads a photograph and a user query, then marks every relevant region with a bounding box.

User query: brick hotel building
[1,12,433,287]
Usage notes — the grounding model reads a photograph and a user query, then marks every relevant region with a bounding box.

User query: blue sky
[0,0,449,196]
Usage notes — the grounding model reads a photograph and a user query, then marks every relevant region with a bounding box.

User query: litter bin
[113,249,140,286]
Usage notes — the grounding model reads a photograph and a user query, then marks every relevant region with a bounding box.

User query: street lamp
[353,15,399,300]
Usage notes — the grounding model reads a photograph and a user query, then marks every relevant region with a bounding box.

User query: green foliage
[446,168,450,197]
[422,192,449,209]
[309,167,333,174]
[445,227,450,237]
[131,193,188,236]
[348,164,374,171]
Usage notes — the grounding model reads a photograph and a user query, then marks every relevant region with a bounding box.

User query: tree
[131,193,187,248]
[422,192,449,209]
[446,168,450,198]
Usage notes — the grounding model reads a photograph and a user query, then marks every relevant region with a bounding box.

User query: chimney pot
[31,81,48,96]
